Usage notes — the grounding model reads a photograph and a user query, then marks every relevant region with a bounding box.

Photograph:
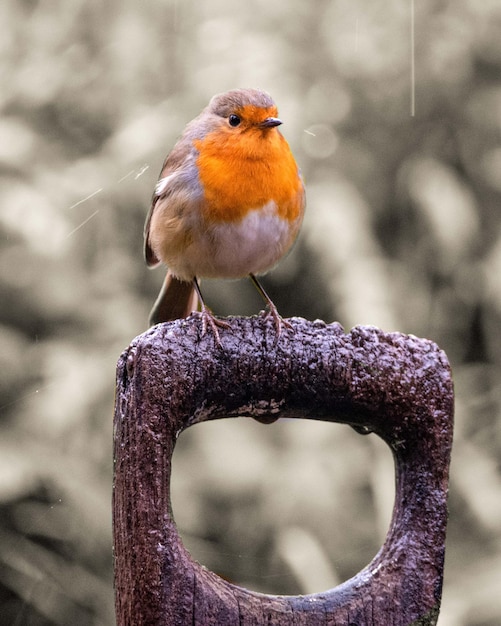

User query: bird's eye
[228,114,241,127]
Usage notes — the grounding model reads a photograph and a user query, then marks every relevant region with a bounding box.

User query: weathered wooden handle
[113,316,453,625]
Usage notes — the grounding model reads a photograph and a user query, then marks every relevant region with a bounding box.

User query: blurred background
[1,0,500,624]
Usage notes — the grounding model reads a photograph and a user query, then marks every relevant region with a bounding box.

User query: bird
[144,88,305,343]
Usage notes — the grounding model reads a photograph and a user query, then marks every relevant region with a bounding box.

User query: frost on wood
[113,315,454,626]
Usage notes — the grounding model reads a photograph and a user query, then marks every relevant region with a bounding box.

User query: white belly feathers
[169,201,298,280]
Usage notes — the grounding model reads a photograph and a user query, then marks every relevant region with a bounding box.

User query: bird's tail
[148,271,199,326]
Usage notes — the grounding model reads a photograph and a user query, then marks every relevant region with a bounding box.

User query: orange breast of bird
[187,103,304,279]
[194,114,304,226]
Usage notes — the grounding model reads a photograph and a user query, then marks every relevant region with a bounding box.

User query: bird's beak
[259,117,282,128]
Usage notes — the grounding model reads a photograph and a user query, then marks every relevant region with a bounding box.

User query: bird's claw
[199,307,231,346]
[261,303,292,335]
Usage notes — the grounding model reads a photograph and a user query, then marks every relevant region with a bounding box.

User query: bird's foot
[260,302,292,335]
[199,306,231,346]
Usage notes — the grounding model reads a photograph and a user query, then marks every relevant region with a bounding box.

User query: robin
[144,88,305,343]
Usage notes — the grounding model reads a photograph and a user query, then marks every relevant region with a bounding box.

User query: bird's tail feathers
[149,272,199,326]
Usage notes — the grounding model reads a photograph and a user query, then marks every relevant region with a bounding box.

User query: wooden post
[113,316,454,626]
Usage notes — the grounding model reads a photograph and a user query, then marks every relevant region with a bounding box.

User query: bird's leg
[249,273,292,334]
[193,277,231,345]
